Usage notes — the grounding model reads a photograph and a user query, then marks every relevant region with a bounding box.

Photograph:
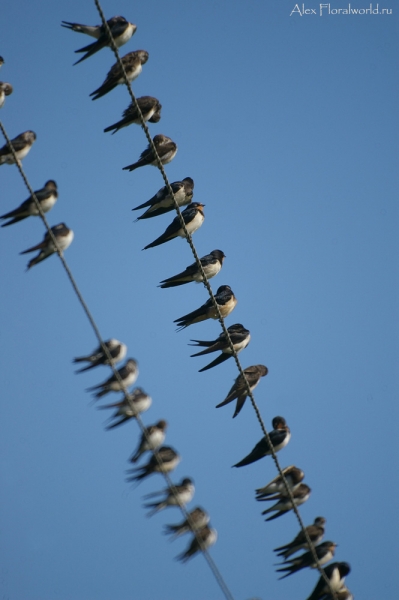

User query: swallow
[133,177,194,220]
[0,130,36,166]
[163,507,210,539]
[274,517,326,560]
[159,250,225,289]
[216,364,268,418]
[261,483,311,521]
[19,223,73,270]
[62,16,137,65]
[255,465,305,500]
[126,446,180,483]
[233,416,291,468]
[104,96,161,134]
[142,477,195,517]
[99,387,152,430]
[129,420,168,462]
[143,202,204,250]
[1,181,58,227]
[306,562,351,600]
[73,339,127,373]
[61,15,131,39]
[0,82,13,108]
[174,285,237,332]
[318,589,353,600]
[190,323,251,372]
[90,50,148,100]
[0,57,4,68]
[123,134,177,172]
[86,358,138,399]
[275,541,337,580]
[175,526,217,563]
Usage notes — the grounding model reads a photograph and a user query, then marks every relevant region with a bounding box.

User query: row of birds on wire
[0,75,216,567]
[0,29,216,565]
[0,12,353,598]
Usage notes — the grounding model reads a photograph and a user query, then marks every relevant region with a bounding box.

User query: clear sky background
[0,1,398,599]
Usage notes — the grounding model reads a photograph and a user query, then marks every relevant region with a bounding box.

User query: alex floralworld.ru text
[290,4,392,16]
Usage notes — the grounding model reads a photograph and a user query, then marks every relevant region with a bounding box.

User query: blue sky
[0,1,398,599]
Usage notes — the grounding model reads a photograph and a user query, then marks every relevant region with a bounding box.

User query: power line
[1,2,340,595]
[91,2,340,597]
[0,123,235,600]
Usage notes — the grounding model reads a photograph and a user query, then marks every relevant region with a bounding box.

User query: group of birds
[0,58,35,166]
[60,13,218,564]
[0,16,216,564]
[0,58,74,269]
[0,11,353,595]
[72,336,216,562]
[256,473,353,598]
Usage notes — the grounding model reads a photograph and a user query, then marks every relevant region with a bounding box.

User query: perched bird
[0,130,36,165]
[142,477,195,517]
[276,541,337,580]
[104,96,161,134]
[62,15,133,39]
[126,446,180,483]
[129,420,168,462]
[256,465,305,500]
[306,562,351,600]
[86,358,138,399]
[190,323,251,372]
[164,507,210,539]
[274,516,326,560]
[73,339,127,373]
[159,250,225,289]
[143,202,205,250]
[175,526,217,563]
[233,416,291,468]
[99,388,152,430]
[61,16,137,65]
[174,285,237,331]
[216,364,268,418]
[261,483,311,521]
[20,223,73,270]
[133,177,194,220]
[1,180,58,227]
[123,133,177,172]
[90,50,148,100]
[0,82,13,108]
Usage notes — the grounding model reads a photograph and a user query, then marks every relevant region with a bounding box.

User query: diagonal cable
[0,117,235,600]
[91,3,340,597]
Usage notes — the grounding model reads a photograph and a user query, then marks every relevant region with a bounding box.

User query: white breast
[183,211,204,236]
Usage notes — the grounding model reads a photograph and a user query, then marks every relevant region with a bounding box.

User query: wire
[2,3,340,595]
[91,2,340,598]
[0,122,235,600]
